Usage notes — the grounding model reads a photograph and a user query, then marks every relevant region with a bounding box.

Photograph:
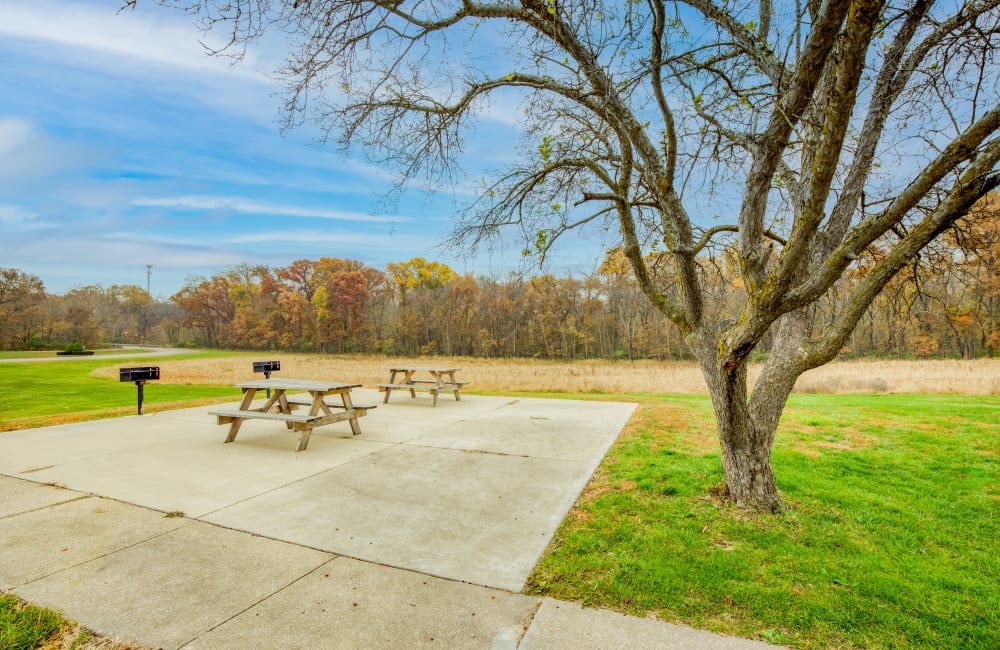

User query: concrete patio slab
[12,430,394,517]
[347,389,519,444]
[0,496,187,591]
[0,474,86,518]
[520,599,779,649]
[2,393,635,591]
[0,477,786,650]
[204,443,596,591]
[411,397,634,462]
[14,518,333,649]
[0,388,785,650]
[188,556,539,650]
[0,416,201,475]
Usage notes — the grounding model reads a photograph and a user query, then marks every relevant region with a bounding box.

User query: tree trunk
[697,339,785,513]
[714,381,784,513]
[696,310,815,513]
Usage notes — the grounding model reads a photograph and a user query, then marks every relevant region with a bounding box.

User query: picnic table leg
[340,391,363,435]
[224,388,257,443]
[404,370,417,398]
[383,369,398,403]
[295,426,314,452]
[269,390,299,429]
[309,392,333,416]
[258,390,284,413]
[446,371,461,401]
[430,371,441,406]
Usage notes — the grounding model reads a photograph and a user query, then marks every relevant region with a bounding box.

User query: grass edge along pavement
[525,392,1000,649]
[0,593,146,650]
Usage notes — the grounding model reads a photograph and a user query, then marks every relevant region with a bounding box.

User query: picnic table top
[234,378,361,391]
[387,366,461,372]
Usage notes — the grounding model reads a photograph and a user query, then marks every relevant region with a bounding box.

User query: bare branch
[693,225,788,256]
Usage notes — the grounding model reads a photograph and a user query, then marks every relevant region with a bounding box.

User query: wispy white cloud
[9,233,248,272]
[0,116,36,155]
[133,195,409,223]
[224,230,430,246]
[0,0,268,81]
[1,2,284,129]
[0,203,56,231]
[0,1,602,295]
[0,115,98,187]
[476,91,527,128]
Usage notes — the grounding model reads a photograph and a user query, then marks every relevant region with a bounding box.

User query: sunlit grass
[0,593,62,649]
[526,393,1000,649]
[0,593,146,650]
[0,349,157,360]
[0,352,235,430]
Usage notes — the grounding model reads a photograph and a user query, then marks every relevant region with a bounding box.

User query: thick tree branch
[788,105,1000,309]
[770,0,884,297]
[648,0,678,186]
[737,0,852,290]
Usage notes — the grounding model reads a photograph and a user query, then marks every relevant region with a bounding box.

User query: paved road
[0,346,193,363]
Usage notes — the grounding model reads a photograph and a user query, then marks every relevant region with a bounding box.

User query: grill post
[119,367,160,416]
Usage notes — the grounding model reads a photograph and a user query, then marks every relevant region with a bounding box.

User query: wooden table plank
[213,378,367,450]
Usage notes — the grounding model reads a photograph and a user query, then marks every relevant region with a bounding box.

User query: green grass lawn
[525,392,1000,649]
[0,592,143,650]
[0,352,235,430]
[0,594,63,650]
[0,351,61,360]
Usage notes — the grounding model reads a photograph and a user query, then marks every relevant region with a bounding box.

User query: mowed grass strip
[0,352,236,431]
[0,593,146,650]
[0,349,157,360]
[0,593,62,650]
[526,393,1000,650]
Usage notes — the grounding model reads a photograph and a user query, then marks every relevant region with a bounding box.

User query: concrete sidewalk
[1,392,780,649]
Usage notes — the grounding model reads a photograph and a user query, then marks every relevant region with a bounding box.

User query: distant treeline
[2,234,997,360]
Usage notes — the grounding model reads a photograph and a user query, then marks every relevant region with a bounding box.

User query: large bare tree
[132,0,1000,511]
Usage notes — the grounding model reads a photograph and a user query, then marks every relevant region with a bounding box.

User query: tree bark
[698,336,786,513]
[696,307,819,512]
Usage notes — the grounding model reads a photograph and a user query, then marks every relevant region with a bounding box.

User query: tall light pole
[146,264,152,296]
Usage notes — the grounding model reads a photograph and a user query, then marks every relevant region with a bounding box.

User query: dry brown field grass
[91,355,1000,395]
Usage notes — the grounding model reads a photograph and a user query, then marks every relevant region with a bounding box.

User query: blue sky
[0,0,607,297]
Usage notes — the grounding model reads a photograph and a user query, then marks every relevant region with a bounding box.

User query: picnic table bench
[210,378,374,451]
[375,366,466,406]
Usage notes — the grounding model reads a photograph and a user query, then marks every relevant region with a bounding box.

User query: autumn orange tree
[174,271,242,347]
[0,268,46,349]
[386,257,457,353]
[944,191,1000,356]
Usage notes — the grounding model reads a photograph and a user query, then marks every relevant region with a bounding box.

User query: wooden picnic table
[375,366,466,406]
[209,378,374,451]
